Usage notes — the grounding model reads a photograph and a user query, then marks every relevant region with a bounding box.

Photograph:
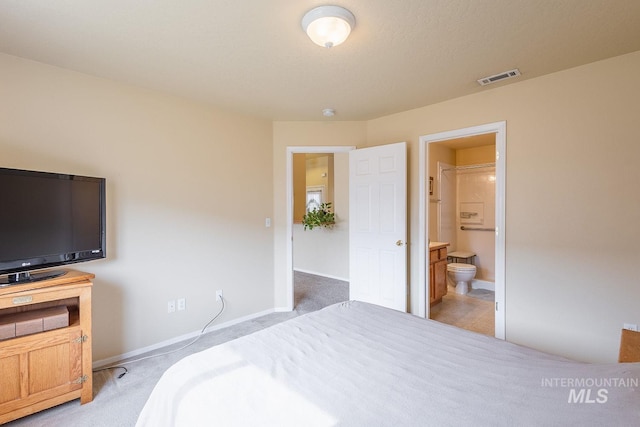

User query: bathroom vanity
[429,242,449,305]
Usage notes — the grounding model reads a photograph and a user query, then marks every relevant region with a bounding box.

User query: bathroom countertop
[428,241,450,250]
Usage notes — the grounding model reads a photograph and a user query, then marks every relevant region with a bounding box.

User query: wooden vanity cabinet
[0,270,93,424]
[429,245,448,305]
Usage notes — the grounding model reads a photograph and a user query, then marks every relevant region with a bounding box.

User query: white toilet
[447,263,477,295]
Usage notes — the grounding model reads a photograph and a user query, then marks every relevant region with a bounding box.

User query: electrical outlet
[623,323,638,331]
[168,300,176,313]
[216,290,223,302]
[177,298,186,311]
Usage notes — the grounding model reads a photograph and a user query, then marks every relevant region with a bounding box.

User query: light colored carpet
[6,272,348,427]
[293,271,349,312]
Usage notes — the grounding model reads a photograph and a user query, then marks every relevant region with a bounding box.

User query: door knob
[396,240,405,246]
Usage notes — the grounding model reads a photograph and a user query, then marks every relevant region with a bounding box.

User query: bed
[136,301,640,426]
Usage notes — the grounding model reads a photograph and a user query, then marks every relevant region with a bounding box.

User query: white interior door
[349,142,407,311]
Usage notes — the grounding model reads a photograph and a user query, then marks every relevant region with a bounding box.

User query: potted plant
[302,202,336,230]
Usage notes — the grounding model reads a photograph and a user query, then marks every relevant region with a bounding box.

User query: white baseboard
[471,279,495,291]
[92,307,276,369]
[293,268,348,282]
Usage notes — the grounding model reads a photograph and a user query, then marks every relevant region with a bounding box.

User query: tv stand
[0,270,67,287]
[0,270,93,424]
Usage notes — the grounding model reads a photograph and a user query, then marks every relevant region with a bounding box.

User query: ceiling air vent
[477,68,521,86]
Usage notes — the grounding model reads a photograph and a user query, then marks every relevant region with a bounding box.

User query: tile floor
[430,285,495,336]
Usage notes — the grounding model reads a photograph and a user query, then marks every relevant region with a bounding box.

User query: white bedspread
[137,301,640,426]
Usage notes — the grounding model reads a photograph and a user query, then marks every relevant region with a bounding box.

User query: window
[306,186,325,212]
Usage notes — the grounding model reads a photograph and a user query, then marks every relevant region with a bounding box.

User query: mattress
[137,301,640,426]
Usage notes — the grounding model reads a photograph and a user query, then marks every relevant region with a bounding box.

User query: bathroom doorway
[418,122,506,339]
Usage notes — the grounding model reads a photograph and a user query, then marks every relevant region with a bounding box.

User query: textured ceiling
[1,1,640,121]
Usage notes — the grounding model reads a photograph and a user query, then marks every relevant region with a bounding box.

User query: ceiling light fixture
[301,5,355,48]
[322,108,336,117]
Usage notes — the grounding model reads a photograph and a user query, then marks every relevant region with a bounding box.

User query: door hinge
[74,335,89,343]
[73,375,89,384]
[495,302,499,311]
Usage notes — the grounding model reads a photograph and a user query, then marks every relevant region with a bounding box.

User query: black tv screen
[0,167,106,285]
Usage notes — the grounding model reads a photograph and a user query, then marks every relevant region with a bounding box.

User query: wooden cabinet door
[0,329,83,417]
[429,264,435,303]
[434,259,448,300]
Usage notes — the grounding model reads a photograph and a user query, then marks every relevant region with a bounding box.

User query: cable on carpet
[93,296,226,378]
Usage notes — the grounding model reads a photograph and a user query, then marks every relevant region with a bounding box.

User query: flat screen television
[0,167,106,286]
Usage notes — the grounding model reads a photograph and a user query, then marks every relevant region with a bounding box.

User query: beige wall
[292,153,306,223]
[366,50,640,362]
[305,154,331,188]
[0,53,274,362]
[456,145,495,165]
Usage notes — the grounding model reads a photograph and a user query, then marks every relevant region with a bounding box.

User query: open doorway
[429,135,496,336]
[292,152,348,311]
[419,122,506,339]
[285,146,354,312]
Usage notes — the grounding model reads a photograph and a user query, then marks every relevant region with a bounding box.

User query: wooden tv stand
[0,270,93,424]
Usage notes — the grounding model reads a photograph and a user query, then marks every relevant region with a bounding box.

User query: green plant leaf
[302,202,336,230]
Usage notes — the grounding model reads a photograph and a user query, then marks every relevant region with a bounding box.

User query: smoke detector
[477,68,521,86]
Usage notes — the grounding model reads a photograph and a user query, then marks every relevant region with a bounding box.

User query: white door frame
[418,121,506,339]
[285,146,355,311]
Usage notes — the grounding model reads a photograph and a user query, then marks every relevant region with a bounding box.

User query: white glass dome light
[301,6,356,48]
